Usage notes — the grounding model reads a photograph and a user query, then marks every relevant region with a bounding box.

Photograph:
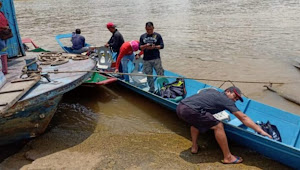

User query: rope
[218,80,248,98]
[38,52,88,65]
[25,70,287,85]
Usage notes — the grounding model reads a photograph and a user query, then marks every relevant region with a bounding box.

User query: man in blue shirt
[138,22,164,93]
[71,29,89,54]
[177,86,272,164]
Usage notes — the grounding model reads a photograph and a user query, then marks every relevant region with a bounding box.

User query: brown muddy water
[1,0,300,169]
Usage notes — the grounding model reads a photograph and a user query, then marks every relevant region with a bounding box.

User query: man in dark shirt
[105,22,124,72]
[71,29,89,54]
[177,86,272,164]
[138,22,164,93]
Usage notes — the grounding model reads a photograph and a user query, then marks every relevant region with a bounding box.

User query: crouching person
[114,40,143,82]
[176,86,272,164]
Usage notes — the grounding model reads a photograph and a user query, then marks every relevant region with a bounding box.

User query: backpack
[257,121,282,142]
[158,78,187,99]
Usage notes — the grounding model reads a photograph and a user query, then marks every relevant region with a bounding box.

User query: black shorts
[176,102,220,133]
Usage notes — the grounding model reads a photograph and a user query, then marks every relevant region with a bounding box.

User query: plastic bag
[257,121,282,142]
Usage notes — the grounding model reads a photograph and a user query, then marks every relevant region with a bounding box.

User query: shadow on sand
[0,86,115,168]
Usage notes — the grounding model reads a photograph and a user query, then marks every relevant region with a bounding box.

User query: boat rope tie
[24,70,290,85]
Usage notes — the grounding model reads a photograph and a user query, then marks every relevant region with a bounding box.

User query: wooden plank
[0,89,24,94]
[0,76,40,115]
[11,78,37,83]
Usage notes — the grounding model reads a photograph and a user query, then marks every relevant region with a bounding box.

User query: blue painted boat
[55,33,90,53]
[0,52,96,145]
[113,68,300,169]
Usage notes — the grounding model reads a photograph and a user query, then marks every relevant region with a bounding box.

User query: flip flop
[191,150,198,154]
[221,156,243,164]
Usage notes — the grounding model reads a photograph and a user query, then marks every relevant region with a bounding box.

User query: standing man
[176,86,272,164]
[71,29,89,54]
[138,22,164,93]
[105,22,124,72]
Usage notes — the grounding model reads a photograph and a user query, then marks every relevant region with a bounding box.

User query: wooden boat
[22,38,50,52]
[55,33,90,53]
[83,72,117,86]
[0,52,95,145]
[110,65,300,169]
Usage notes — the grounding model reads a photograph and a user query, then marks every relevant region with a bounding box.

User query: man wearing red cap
[114,40,143,82]
[176,86,272,164]
[105,22,124,72]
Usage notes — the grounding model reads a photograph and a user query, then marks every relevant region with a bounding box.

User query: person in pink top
[0,2,9,51]
[115,40,143,81]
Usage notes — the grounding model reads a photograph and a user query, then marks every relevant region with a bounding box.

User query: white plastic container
[0,71,6,89]
[0,56,6,88]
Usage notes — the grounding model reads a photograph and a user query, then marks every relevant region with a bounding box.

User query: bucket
[0,52,8,75]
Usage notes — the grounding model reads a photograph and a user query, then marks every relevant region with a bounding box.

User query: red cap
[226,86,244,102]
[107,22,116,29]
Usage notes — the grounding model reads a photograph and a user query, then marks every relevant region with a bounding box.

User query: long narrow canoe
[55,33,90,53]
[113,69,300,169]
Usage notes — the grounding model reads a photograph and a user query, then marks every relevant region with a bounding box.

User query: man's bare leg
[211,122,243,163]
[191,126,199,153]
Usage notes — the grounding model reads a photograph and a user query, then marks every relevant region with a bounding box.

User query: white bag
[213,111,230,121]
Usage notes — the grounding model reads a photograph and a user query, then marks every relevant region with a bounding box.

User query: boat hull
[225,124,300,169]
[0,95,62,146]
[83,72,117,86]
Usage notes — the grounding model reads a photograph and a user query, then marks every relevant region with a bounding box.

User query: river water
[1,0,300,169]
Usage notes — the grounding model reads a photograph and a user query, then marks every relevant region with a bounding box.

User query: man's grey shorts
[176,102,220,133]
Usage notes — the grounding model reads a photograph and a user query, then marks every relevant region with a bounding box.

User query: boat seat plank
[0,76,40,115]
[293,121,300,147]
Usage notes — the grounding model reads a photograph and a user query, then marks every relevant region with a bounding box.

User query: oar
[264,85,300,106]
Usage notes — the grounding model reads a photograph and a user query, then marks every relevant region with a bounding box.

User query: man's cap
[226,86,244,102]
[107,22,116,29]
[130,40,139,51]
